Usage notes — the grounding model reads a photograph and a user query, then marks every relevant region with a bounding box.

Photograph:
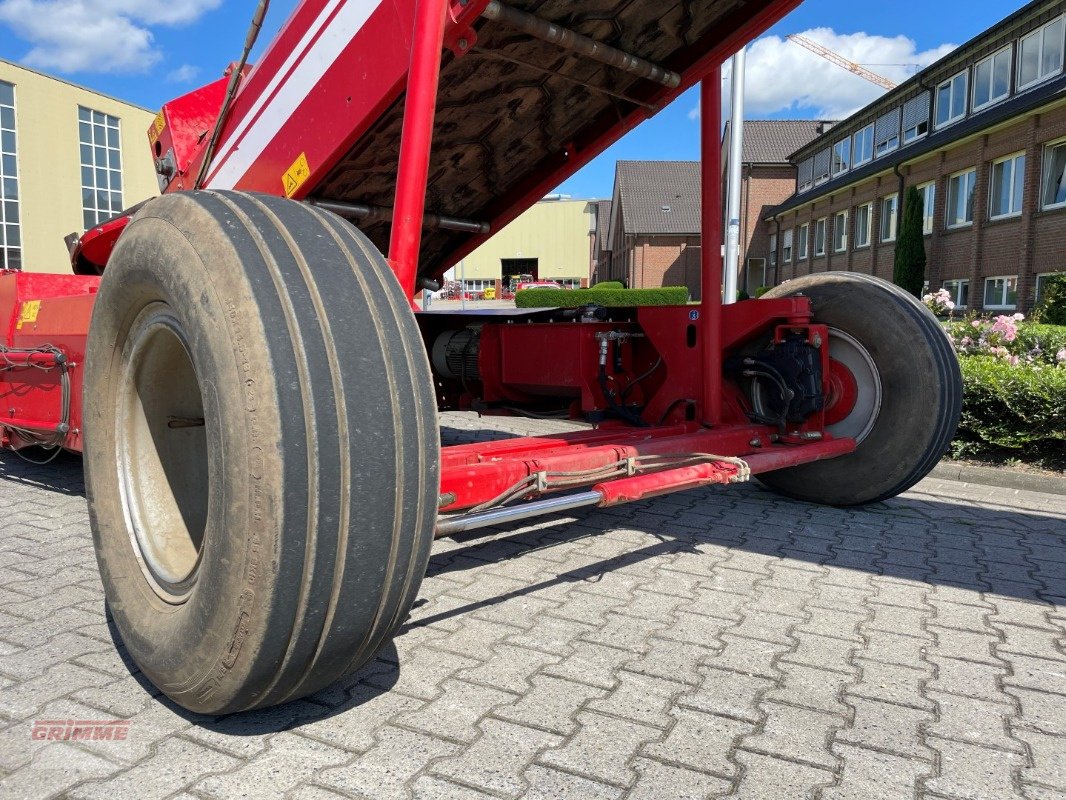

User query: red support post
[388,0,450,298]
[699,69,724,426]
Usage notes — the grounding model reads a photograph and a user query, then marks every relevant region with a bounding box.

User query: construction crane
[787,33,898,90]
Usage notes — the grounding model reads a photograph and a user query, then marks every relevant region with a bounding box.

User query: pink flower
[960,336,973,346]
[991,315,1018,342]
[1013,313,1025,321]
[971,320,982,328]
[1008,355,1020,367]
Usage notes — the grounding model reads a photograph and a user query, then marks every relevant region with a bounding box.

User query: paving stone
[858,631,931,670]
[625,636,720,685]
[1002,654,1066,697]
[923,737,1028,800]
[1013,728,1066,793]
[678,667,775,724]
[781,632,859,676]
[927,655,1010,703]
[925,691,1026,753]
[316,726,460,800]
[740,702,842,770]
[538,710,661,786]
[764,663,851,716]
[0,741,122,800]
[409,775,499,799]
[643,708,754,777]
[627,757,731,799]
[706,634,790,679]
[366,644,478,702]
[1003,687,1066,735]
[430,718,561,798]
[845,658,935,711]
[995,624,1066,660]
[835,697,935,760]
[929,626,1005,665]
[822,743,934,800]
[457,643,561,694]
[492,675,607,736]
[399,679,516,743]
[520,765,623,800]
[430,617,526,662]
[296,682,425,753]
[540,640,633,690]
[727,749,836,800]
[587,670,686,728]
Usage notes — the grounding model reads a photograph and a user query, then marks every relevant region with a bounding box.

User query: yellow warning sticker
[16,300,41,331]
[283,152,311,198]
[150,110,166,144]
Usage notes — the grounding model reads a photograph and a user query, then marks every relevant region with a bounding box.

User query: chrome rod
[435,491,602,537]
[308,199,490,234]
[483,1,681,89]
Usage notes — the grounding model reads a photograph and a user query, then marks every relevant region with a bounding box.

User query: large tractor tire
[755,272,961,506]
[84,191,439,714]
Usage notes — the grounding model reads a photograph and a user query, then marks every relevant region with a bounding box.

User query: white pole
[723,47,746,305]
[460,259,467,310]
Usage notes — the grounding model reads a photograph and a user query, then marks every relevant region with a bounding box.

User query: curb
[929,460,1066,496]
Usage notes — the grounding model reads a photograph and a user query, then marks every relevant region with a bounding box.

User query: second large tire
[755,272,961,506]
[84,191,439,713]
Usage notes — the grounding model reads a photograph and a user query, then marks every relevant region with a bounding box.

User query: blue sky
[0,0,1018,198]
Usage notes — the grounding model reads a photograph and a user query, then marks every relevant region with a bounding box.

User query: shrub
[956,356,1066,457]
[1032,273,1066,326]
[590,281,625,291]
[893,186,926,297]
[922,288,955,317]
[515,287,690,308]
[945,318,1066,366]
[754,286,773,298]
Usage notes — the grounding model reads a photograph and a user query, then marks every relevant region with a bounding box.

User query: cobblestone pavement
[0,412,1064,800]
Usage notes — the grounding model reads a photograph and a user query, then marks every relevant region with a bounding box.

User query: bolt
[458,37,469,49]
[749,438,763,448]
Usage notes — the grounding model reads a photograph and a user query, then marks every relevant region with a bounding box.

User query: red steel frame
[1,0,861,519]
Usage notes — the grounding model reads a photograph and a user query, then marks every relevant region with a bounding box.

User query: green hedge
[590,281,625,291]
[1014,323,1066,359]
[515,287,690,308]
[957,356,1066,455]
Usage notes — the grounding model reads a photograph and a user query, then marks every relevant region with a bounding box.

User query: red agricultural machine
[0,0,960,713]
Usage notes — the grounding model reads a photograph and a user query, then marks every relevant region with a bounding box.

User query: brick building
[766,0,1066,314]
[587,199,612,284]
[599,161,704,298]
[722,119,835,293]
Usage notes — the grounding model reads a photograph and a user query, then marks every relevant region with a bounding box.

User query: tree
[893,186,927,298]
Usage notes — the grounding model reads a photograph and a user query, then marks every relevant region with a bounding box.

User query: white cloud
[0,0,221,74]
[166,64,200,83]
[692,28,957,121]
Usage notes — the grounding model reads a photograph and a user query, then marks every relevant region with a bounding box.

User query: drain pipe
[723,47,746,305]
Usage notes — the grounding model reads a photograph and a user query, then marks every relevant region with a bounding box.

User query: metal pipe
[723,48,746,306]
[435,491,601,537]
[482,1,680,89]
[388,0,450,297]
[310,199,490,234]
[699,69,724,426]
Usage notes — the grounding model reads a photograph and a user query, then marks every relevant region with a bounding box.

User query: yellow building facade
[451,197,593,289]
[0,58,159,274]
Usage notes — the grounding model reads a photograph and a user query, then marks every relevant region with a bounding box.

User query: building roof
[0,56,155,113]
[725,119,835,164]
[615,161,700,235]
[591,199,612,247]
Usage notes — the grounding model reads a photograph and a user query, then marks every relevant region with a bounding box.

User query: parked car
[516,281,564,291]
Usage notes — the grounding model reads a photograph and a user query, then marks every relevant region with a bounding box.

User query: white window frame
[943,279,970,309]
[797,223,809,260]
[814,217,827,257]
[880,195,898,242]
[78,106,124,231]
[946,168,977,228]
[1041,136,1066,210]
[769,233,778,269]
[853,124,874,167]
[832,138,851,177]
[782,228,793,263]
[833,210,848,253]
[903,119,929,144]
[935,70,969,129]
[917,181,936,235]
[1018,15,1065,92]
[989,153,1025,220]
[972,45,1013,112]
[984,275,1018,310]
[1036,272,1064,303]
[0,80,20,272]
[855,203,872,248]
[814,149,831,187]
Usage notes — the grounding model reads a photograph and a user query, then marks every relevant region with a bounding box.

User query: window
[814,217,827,256]
[855,203,872,247]
[769,233,778,269]
[902,92,930,144]
[853,124,874,167]
[79,107,123,230]
[874,108,901,157]
[797,223,809,260]
[832,138,851,177]
[917,181,936,234]
[0,81,19,271]
[946,168,977,227]
[990,153,1025,219]
[814,148,831,186]
[782,229,793,263]
[798,158,814,193]
[943,279,970,308]
[935,70,968,128]
[833,211,848,252]
[1019,16,1064,90]
[984,276,1018,309]
[880,195,898,242]
[1041,138,1066,209]
[1036,272,1064,303]
[973,46,1012,111]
